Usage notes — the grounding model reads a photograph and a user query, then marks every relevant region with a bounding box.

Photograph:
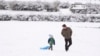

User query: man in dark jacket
[61,24,72,51]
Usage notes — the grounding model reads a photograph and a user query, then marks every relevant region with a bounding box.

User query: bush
[0,1,7,10]
[59,2,70,9]
[0,15,11,21]
[44,2,59,12]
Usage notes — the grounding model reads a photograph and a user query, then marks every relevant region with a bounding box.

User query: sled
[40,46,50,50]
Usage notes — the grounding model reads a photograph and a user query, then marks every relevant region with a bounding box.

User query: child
[48,34,55,51]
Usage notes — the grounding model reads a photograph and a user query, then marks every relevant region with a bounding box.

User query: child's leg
[51,44,53,50]
[48,44,51,50]
[49,44,53,51]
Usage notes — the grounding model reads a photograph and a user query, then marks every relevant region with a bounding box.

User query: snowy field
[0,21,100,56]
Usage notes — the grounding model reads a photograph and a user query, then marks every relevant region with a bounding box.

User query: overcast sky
[2,0,100,4]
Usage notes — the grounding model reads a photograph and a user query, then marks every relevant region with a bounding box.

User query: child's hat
[49,34,53,37]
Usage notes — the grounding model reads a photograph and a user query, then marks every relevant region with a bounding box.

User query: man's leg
[68,38,72,48]
[65,39,69,51]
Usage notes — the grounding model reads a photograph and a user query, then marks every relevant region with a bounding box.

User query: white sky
[2,0,100,4]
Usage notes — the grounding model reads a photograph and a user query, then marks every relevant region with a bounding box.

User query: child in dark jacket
[48,34,55,51]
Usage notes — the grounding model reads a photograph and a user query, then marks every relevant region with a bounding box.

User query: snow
[59,9,72,15]
[0,21,100,56]
[0,0,100,55]
[0,10,61,16]
[0,9,72,17]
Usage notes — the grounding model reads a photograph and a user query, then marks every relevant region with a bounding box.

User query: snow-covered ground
[0,21,100,56]
[0,10,61,15]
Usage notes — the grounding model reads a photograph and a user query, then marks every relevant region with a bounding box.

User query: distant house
[70,3,87,14]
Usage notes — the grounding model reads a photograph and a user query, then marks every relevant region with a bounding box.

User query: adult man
[61,24,72,51]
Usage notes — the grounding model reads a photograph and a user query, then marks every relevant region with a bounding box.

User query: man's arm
[70,28,72,36]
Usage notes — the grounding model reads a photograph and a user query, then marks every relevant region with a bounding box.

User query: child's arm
[48,38,50,43]
[53,38,55,45]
